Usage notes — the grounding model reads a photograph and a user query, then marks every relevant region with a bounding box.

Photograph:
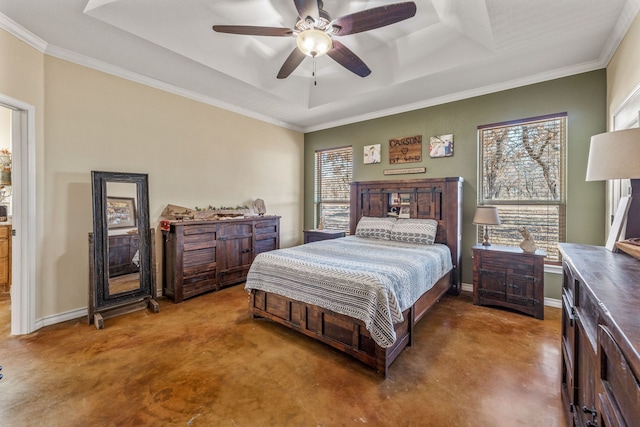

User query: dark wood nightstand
[303,229,346,244]
[472,244,546,319]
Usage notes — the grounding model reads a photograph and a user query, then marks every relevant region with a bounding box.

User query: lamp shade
[586,128,640,181]
[473,206,501,225]
[296,29,332,57]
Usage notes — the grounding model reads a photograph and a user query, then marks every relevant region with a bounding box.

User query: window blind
[314,146,353,232]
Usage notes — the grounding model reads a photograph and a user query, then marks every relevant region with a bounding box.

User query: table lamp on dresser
[473,206,501,246]
[586,128,640,242]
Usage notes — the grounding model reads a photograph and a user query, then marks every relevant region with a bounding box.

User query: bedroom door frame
[0,93,36,335]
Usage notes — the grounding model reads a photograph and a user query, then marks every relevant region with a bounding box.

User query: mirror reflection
[106,182,140,296]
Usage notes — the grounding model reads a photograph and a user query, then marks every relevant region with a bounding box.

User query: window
[478,113,567,262]
[314,146,353,232]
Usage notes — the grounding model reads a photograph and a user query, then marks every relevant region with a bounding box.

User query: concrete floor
[0,286,566,426]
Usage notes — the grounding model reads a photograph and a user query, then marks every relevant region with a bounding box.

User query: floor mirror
[89,171,158,329]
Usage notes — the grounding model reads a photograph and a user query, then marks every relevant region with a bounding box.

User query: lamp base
[481,226,492,246]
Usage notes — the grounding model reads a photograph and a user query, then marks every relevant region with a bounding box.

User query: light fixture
[296,29,332,57]
[473,206,501,246]
[586,128,640,239]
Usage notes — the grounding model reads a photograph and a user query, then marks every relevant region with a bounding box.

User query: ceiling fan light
[296,29,332,57]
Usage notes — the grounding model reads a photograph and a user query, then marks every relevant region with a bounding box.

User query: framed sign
[106,197,137,229]
[389,135,422,164]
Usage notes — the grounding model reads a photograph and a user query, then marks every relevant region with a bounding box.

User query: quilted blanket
[245,236,452,348]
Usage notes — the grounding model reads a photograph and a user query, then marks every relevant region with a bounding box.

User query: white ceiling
[0,0,639,132]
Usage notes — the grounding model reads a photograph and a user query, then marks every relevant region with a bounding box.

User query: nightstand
[472,244,546,319]
[303,229,346,244]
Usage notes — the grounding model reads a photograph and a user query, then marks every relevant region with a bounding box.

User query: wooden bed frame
[248,177,463,377]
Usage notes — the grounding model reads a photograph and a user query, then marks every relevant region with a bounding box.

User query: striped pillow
[355,216,397,240]
[390,219,438,245]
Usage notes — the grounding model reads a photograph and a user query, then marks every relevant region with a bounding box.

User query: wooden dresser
[162,216,280,302]
[108,233,139,277]
[0,224,11,298]
[559,243,640,427]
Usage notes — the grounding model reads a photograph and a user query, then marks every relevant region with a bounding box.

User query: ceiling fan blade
[327,40,371,77]
[293,0,319,20]
[331,2,417,35]
[212,25,293,37]
[277,48,307,79]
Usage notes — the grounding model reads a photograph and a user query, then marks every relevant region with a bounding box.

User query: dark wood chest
[472,244,545,319]
[559,243,640,427]
[162,216,280,302]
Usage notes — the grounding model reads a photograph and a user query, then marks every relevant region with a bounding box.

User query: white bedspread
[245,236,452,348]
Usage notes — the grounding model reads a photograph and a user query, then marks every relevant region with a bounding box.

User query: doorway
[0,93,36,335]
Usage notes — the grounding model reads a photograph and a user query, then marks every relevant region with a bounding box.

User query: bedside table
[472,244,546,319]
[303,229,346,244]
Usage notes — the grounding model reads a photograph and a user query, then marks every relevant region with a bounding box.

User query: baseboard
[460,282,561,308]
[35,307,88,330]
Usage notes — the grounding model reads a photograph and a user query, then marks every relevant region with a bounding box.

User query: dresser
[472,244,545,319]
[559,243,640,427]
[162,216,280,302]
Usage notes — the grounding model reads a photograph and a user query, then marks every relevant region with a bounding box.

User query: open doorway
[0,94,36,335]
[0,106,12,302]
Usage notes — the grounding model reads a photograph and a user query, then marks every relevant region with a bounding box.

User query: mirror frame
[90,171,157,327]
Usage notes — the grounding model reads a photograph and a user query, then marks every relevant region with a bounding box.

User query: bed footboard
[248,272,451,378]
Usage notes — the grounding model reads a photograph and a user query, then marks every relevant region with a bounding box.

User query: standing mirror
[89,171,158,329]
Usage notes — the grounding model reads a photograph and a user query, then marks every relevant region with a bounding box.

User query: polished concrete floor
[0,286,566,426]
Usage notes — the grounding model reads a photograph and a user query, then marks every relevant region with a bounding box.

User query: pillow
[355,216,396,240]
[390,219,438,245]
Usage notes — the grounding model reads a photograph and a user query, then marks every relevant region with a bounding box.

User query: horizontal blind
[314,146,353,231]
[478,113,566,262]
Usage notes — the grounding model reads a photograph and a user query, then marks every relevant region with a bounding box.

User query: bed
[245,177,463,377]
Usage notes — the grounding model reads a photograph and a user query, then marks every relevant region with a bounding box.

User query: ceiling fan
[212,0,417,79]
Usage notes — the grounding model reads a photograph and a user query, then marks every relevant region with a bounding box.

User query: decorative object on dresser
[586,128,640,241]
[472,206,501,246]
[246,177,463,377]
[472,244,545,319]
[89,171,158,329]
[559,243,640,427]
[518,226,537,253]
[303,229,345,244]
[162,216,280,303]
[253,198,266,216]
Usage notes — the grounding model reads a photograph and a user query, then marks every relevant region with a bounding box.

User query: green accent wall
[304,70,607,300]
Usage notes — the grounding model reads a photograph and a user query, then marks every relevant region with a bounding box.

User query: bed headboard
[349,177,463,294]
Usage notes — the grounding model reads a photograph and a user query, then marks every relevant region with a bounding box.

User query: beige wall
[1,29,304,321]
[607,12,640,119]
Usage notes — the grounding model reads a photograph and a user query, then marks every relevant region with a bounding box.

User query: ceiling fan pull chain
[313,58,317,86]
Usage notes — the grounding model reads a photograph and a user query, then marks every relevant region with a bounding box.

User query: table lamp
[473,206,501,246]
[586,128,640,239]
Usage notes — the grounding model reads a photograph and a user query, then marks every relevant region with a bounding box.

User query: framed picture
[107,197,137,229]
[429,134,454,158]
[399,206,411,218]
[364,144,381,164]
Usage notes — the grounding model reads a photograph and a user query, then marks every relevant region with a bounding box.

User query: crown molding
[0,13,47,52]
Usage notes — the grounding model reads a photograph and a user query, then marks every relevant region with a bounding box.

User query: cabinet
[303,229,345,243]
[163,216,279,302]
[559,243,640,427]
[472,244,545,319]
[0,224,11,297]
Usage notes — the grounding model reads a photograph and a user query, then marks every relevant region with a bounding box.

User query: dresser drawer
[597,325,640,426]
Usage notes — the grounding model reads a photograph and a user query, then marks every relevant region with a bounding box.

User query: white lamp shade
[473,206,501,225]
[296,29,332,57]
[586,128,640,181]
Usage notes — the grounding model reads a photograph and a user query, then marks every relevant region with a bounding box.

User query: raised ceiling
[0,0,638,132]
